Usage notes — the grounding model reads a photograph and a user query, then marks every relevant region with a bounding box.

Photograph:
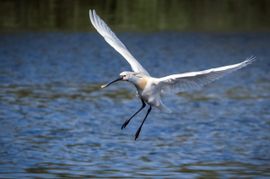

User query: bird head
[101,71,137,88]
[119,71,137,80]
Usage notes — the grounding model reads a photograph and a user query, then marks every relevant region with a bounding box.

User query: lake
[0,32,269,178]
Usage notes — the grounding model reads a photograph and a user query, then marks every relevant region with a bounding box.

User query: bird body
[89,10,255,140]
[114,71,169,112]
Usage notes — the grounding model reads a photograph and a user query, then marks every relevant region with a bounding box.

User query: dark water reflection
[1,0,270,32]
[0,32,270,178]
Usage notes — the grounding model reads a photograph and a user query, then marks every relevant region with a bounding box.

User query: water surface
[0,32,270,178]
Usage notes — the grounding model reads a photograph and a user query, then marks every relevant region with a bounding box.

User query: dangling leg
[121,98,146,130]
[135,105,152,140]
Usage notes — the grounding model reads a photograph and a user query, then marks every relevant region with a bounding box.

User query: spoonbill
[89,10,255,140]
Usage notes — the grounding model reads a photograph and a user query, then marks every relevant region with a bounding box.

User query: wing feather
[158,56,255,93]
[89,10,149,75]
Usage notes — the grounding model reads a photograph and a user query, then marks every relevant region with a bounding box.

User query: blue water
[0,32,270,178]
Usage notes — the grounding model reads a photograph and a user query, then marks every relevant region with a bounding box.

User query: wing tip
[243,56,256,66]
[89,9,96,14]
[89,9,97,19]
[89,9,93,22]
[89,9,98,28]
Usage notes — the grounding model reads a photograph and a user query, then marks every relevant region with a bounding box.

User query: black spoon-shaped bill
[101,77,123,88]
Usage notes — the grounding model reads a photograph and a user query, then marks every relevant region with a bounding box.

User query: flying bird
[89,9,255,140]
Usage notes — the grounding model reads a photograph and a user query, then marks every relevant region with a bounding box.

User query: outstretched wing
[89,10,149,76]
[157,56,255,93]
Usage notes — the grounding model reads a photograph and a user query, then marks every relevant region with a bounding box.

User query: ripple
[1,32,270,178]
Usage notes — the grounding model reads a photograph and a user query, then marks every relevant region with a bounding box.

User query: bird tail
[157,102,172,113]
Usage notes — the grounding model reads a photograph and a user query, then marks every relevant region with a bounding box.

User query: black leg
[121,98,146,130]
[135,105,152,140]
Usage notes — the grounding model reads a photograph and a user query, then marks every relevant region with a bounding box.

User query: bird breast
[136,77,148,90]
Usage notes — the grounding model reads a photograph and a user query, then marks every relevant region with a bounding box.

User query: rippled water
[1,32,270,178]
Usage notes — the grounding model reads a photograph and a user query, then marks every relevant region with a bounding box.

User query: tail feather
[157,102,172,113]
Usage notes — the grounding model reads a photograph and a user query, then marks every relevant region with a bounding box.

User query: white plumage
[89,10,149,75]
[89,9,255,140]
[157,58,255,93]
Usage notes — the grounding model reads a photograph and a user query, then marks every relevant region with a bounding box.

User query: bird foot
[134,127,142,140]
[121,120,130,130]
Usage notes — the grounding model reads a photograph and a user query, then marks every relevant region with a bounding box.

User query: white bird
[89,10,255,140]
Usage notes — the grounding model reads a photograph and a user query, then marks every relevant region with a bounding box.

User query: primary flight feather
[89,9,255,140]
[89,10,149,75]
